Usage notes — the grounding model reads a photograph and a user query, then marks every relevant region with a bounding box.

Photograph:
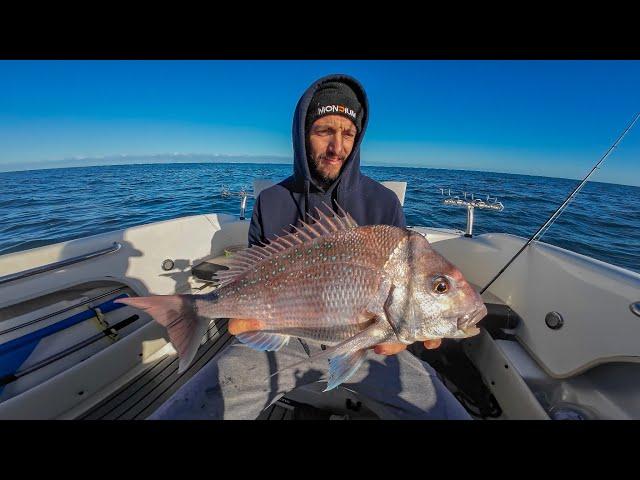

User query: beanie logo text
[317,104,356,119]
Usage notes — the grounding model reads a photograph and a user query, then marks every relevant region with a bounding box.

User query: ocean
[1,163,638,274]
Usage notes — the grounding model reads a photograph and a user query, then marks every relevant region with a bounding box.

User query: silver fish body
[198,224,406,344]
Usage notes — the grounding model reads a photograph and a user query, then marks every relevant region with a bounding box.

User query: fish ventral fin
[262,317,393,389]
[235,331,290,351]
[213,202,359,288]
[325,349,368,392]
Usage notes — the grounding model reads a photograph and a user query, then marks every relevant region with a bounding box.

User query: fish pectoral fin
[235,331,290,351]
[325,349,368,392]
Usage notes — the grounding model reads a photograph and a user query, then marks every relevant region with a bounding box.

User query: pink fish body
[117,206,487,390]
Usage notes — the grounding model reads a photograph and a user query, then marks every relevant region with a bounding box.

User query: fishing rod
[479,111,640,295]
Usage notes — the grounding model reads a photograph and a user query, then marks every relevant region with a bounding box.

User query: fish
[116,205,487,391]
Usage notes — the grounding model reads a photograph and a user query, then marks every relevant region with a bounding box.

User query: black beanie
[306,81,363,133]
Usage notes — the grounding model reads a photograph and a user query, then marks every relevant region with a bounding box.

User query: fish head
[389,233,487,342]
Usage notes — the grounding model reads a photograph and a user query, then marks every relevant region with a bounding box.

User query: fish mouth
[455,304,488,336]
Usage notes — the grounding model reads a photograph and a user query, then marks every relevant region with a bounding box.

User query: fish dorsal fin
[212,203,359,287]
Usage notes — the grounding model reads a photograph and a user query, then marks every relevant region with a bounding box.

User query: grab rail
[0,242,122,287]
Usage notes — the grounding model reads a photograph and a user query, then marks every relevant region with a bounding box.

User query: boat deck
[77,316,307,421]
[78,319,233,420]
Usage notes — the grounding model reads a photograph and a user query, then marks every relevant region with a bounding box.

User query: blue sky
[1,60,639,186]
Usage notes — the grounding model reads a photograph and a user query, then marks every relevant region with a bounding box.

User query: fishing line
[480,112,640,295]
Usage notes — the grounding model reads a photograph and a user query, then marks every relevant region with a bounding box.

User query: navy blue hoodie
[248,74,406,247]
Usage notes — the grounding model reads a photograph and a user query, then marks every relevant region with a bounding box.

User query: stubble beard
[309,153,345,190]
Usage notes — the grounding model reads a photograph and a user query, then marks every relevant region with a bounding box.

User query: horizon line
[0,157,637,189]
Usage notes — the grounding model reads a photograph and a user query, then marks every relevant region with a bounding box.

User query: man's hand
[373,339,441,355]
[228,318,442,354]
[228,318,262,335]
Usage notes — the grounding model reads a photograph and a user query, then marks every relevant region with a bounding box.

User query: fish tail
[115,293,217,373]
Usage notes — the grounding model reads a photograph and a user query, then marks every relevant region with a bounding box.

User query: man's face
[307,115,357,187]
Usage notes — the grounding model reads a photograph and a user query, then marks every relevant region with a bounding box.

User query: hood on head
[291,73,369,196]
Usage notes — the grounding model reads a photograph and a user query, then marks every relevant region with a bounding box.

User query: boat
[1,178,639,420]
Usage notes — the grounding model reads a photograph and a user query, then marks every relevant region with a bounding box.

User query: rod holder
[221,186,254,220]
[440,188,504,237]
[466,205,475,236]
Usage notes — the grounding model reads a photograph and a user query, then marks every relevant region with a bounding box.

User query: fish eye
[432,276,450,294]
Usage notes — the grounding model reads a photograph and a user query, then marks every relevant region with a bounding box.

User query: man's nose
[328,134,343,154]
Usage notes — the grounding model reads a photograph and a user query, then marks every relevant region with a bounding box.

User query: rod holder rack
[440,188,504,237]
[221,185,254,220]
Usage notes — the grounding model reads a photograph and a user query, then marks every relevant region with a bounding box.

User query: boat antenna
[479,112,640,295]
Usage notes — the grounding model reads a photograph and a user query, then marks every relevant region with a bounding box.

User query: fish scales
[198,225,407,343]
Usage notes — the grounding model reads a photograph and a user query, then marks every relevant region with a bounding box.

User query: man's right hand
[228,318,262,335]
[373,340,442,355]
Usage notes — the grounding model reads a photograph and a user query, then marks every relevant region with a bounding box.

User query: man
[240,75,439,357]
[149,74,471,420]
